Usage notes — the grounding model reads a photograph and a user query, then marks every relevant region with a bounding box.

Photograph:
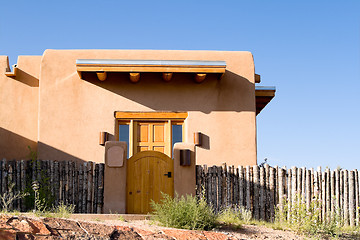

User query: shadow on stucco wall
[0,127,37,160]
[0,127,87,162]
[199,133,210,150]
[37,142,88,163]
[14,68,39,87]
[81,70,255,114]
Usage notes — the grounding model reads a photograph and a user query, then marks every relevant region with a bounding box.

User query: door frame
[115,112,187,158]
[133,120,171,155]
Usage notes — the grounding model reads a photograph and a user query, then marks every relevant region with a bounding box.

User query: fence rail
[0,159,104,213]
[196,164,360,226]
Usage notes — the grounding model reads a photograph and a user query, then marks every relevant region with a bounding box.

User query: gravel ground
[84,218,307,239]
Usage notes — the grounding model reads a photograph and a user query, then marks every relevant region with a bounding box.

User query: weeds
[0,183,29,213]
[35,202,75,218]
[51,202,75,218]
[151,192,255,231]
[217,205,252,228]
[24,147,55,211]
[32,181,46,213]
[31,181,74,218]
[151,193,216,230]
[274,193,360,239]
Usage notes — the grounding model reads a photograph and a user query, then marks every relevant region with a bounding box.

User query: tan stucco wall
[173,143,196,197]
[0,55,40,160]
[103,141,127,214]
[16,49,256,166]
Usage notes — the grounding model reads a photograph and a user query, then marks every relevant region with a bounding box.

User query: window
[118,122,130,158]
[115,112,187,158]
[172,123,183,155]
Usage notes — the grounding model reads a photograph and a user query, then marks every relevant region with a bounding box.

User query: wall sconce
[99,132,108,146]
[194,132,202,146]
[180,149,191,166]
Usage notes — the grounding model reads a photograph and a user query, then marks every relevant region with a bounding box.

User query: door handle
[164,172,172,178]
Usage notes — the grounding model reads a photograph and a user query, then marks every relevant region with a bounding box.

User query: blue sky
[1,1,359,170]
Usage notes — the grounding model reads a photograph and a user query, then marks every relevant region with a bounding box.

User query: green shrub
[51,202,75,218]
[0,183,29,213]
[24,147,55,211]
[151,193,216,230]
[37,202,75,218]
[217,205,252,228]
[275,194,340,237]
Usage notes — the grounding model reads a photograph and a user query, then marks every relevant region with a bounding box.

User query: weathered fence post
[265,164,270,221]
[97,163,104,213]
[253,165,259,220]
[217,166,222,212]
[306,169,311,211]
[260,166,266,220]
[349,170,355,226]
[297,167,302,199]
[246,166,251,211]
[344,170,349,225]
[355,170,359,226]
[238,166,244,207]
[335,169,340,220]
[8,161,13,210]
[278,167,284,218]
[15,160,21,210]
[321,171,326,222]
[330,170,335,219]
[269,167,275,222]
[20,160,26,212]
[301,167,306,200]
[287,168,292,221]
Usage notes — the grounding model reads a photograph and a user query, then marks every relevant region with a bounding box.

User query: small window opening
[119,124,130,158]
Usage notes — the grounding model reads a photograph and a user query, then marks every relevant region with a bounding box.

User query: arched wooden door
[126,151,174,214]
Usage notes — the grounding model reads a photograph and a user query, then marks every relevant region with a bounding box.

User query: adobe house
[0,50,275,213]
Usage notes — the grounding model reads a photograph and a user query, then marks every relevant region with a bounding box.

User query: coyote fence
[0,159,104,213]
[196,164,360,226]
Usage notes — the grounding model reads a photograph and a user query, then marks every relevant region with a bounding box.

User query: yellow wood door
[134,121,170,156]
[126,151,174,214]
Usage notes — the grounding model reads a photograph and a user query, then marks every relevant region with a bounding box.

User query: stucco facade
[0,55,40,160]
[0,49,275,213]
[1,49,274,166]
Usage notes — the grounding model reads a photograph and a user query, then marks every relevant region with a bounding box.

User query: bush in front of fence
[151,192,255,231]
[0,183,29,213]
[275,193,341,237]
[217,205,252,228]
[151,193,216,230]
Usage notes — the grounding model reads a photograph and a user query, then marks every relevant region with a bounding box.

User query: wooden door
[126,151,174,214]
[134,121,170,155]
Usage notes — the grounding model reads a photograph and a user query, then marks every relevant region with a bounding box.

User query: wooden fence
[196,164,360,226]
[0,159,104,213]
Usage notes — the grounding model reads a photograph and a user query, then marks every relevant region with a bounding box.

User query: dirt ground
[0,214,310,239]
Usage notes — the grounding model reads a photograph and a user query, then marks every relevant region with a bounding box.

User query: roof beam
[96,72,107,81]
[129,73,140,83]
[255,74,261,83]
[5,67,18,77]
[255,86,276,115]
[194,73,206,83]
[162,73,173,82]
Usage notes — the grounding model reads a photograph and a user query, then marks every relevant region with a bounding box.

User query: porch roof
[76,59,226,82]
[255,86,276,115]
